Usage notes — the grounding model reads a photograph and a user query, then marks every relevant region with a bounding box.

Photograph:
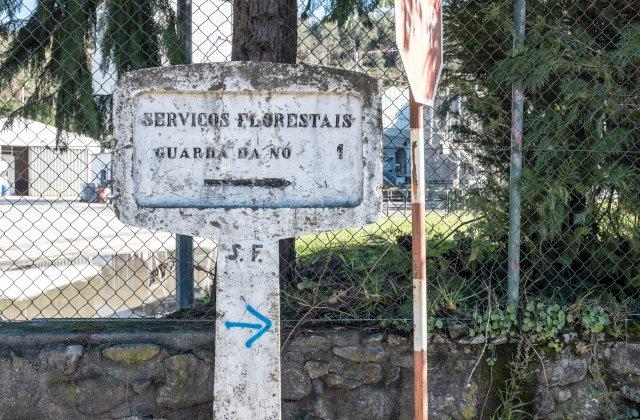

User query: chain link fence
[0,0,637,327]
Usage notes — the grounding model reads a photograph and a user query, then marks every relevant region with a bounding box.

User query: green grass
[283,212,481,325]
[296,211,476,256]
[182,210,639,332]
[284,210,639,327]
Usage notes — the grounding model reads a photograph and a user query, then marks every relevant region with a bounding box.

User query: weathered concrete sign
[134,91,364,209]
[113,62,382,419]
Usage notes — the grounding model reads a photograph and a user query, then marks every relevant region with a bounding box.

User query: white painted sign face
[114,62,382,240]
[133,91,363,208]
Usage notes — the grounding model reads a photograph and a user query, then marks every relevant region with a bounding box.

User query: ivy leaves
[465,301,613,354]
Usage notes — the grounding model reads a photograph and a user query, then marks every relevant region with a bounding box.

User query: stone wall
[0,321,638,419]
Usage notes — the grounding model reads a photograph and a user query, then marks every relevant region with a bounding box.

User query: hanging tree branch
[0,0,182,144]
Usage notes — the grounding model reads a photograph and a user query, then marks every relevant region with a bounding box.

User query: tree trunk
[232,0,297,63]
[232,0,298,289]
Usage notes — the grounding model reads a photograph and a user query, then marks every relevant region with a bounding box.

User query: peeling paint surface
[133,91,364,209]
[113,62,382,240]
[214,239,281,420]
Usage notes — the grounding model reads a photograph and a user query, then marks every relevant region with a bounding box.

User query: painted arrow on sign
[224,304,272,348]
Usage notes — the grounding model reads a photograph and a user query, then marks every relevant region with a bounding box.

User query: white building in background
[0,118,102,197]
[382,86,476,189]
[0,154,13,195]
[382,87,411,186]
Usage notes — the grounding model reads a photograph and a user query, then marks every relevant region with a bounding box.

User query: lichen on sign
[113,62,382,240]
[113,61,382,420]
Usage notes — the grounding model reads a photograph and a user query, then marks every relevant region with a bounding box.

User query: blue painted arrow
[224,304,272,348]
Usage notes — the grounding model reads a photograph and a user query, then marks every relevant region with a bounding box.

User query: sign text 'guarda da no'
[136,92,362,208]
[113,62,382,420]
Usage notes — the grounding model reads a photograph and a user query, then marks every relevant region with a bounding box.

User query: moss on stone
[103,343,160,363]
[459,383,478,419]
[49,382,79,408]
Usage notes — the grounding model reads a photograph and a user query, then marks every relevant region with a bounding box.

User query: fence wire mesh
[0,0,637,328]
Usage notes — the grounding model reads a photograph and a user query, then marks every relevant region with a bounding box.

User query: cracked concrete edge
[113,61,383,240]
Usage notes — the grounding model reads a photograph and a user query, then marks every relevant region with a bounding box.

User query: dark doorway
[10,146,29,195]
[394,147,407,178]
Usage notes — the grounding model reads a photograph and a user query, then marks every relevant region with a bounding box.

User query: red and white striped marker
[410,92,428,419]
[395,1,442,418]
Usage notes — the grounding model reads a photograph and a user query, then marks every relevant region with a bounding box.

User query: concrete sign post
[113,62,382,419]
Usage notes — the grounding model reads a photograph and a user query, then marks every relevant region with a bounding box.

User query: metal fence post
[178,0,192,64]
[508,0,527,304]
[175,0,194,310]
[176,234,194,309]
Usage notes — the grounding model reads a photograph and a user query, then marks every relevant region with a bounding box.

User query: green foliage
[522,301,572,351]
[617,407,640,420]
[428,316,444,331]
[0,0,101,139]
[491,385,529,419]
[99,0,183,74]
[580,306,611,335]
[282,216,634,342]
[0,0,182,140]
[0,98,52,122]
[298,6,403,85]
[300,0,392,28]
[283,240,412,323]
[283,214,481,325]
[443,0,640,293]
[460,299,624,353]
[468,304,518,340]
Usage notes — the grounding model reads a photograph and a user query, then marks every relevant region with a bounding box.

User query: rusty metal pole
[410,90,428,420]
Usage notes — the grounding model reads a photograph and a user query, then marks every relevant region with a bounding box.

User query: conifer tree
[442,0,639,291]
[0,0,182,140]
[317,0,638,291]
